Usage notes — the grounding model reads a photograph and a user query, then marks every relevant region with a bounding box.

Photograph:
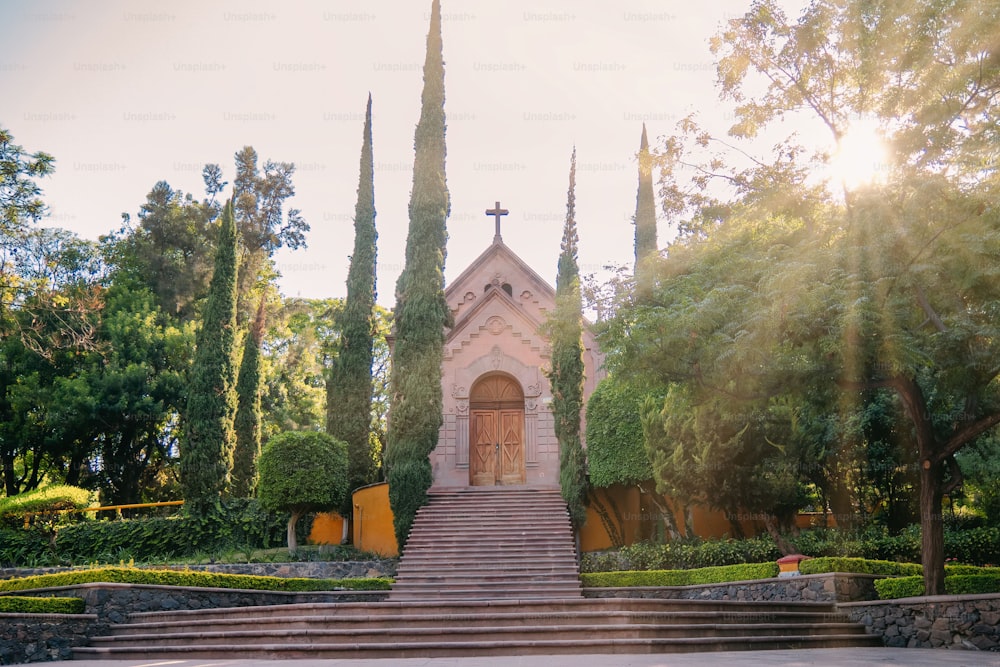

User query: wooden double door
[469,375,525,486]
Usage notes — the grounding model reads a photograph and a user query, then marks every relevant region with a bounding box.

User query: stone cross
[485,201,509,242]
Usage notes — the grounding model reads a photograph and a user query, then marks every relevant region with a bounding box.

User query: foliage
[104,181,216,321]
[225,146,309,315]
[328,95,379,500]
[0,596,84,614]
[0,499,289,566]
[0,567,391,593]
[633,124,657,293]
[232,301,265,498]
[0,485,91,519]
[799,557,923,577]
[546,148,588,529]
[582,562,778,588]
[875,574,1000,600]
[181,200,240,515]
[599,0,1000,594]
[386,0,451,549]
[586,378,654,488]
[956,434,1000,527]
[257,431,348,554]
[0,126,55,231]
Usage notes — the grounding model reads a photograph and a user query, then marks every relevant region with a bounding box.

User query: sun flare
[829,117,889,190]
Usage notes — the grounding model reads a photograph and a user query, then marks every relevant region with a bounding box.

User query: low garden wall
[0,613,103,665]
[0,559,397,581]
[842,593,1000,651]
[584,572,880,603]
[5,582,388,623]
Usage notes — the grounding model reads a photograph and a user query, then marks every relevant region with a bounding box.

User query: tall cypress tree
[182,199,240,515]
[634,123,658,294]
[232,297,265,498]
[547,148,588,528]
[385,0,451,548]
[327,94,379,497]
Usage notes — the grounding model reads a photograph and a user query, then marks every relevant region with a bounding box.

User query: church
[432,203,604,488]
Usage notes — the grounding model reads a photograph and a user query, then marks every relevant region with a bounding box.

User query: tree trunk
[920,459,946,595]
[287,510,303,555]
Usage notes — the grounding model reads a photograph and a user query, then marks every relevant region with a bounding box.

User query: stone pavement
[42,647,1000,667]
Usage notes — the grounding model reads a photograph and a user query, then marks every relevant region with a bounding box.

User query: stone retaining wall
[0,559,396,581]
[0,613,102,665]
[584,573,880,603]
[5,582,388,623]
[842,593,1000,651]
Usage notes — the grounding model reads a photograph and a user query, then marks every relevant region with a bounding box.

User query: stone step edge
[74,633,881,656]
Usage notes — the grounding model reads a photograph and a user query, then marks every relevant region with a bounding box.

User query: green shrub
[875,573,1000,599]
[582,562,778,588]
[799,557,923,576]
[0,486,92,520]
[610,537,781,572]
[258,431,349,554]
[945,574,1000,595]
[0,596,85,614]
[0,567,391,593]
[875,576,924,599]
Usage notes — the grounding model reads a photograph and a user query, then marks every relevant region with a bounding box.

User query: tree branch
[940,412,1000,461]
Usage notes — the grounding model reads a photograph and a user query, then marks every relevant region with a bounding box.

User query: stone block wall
[842,593,1000,651]
[0,559,396,581]
[0,613,103,665]
[584,573,880,603]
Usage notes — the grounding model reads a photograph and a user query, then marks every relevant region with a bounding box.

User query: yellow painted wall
[352,482,399,557]
[308,512,345,545]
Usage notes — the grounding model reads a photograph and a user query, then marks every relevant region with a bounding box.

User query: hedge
[801,557,996,577]
[875,573,1000,599]
[0,486,92,519]
[0,596,85,614]
[0,499,298,566]
[582,562,779,588]
[799,557,923,577]
[0,567,392,593]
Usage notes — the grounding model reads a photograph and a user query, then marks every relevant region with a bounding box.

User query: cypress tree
[547,148,588,528]
[385,0,451,548]
[232,297,265,497]
[182,199,240,515]
[327,94,379,497]
[634,123,657,294]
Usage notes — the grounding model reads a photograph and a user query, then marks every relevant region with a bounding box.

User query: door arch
[469,374,525,486]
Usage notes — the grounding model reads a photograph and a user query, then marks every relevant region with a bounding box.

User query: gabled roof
[446,239,556,304]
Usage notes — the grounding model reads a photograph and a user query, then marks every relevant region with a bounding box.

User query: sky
[0,0,808,306]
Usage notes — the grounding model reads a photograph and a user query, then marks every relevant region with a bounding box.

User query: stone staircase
[73,598,880,660]
[390,486,582,600]
[72,486,881,659]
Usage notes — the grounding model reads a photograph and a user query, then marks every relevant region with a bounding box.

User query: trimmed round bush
[258,431,349,554]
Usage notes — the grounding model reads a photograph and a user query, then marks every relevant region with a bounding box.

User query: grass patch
[0,595,85,614]
[0,566,392,593]
[582,562,778,588]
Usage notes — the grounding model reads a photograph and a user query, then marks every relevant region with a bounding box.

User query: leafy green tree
[633,124,658,294]
[232,299,265,498]
[181,200,240,515]
[603,0,1000,592]
[327,95,379,497]
[385,0,451,549]
[257,431,348,554]
[546,148,588,529]
[106,181,216,321]
[0,126,54,233]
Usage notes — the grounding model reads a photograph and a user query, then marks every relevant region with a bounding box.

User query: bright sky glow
[829,117,890,191]
[0,0,808,305]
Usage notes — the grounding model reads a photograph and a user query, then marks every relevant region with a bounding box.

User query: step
[110,608,854,636]
[74,633,882,660]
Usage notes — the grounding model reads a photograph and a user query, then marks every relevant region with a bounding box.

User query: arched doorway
[469,374,525,486]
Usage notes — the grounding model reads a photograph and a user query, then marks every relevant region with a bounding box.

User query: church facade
[430,215,604,488]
